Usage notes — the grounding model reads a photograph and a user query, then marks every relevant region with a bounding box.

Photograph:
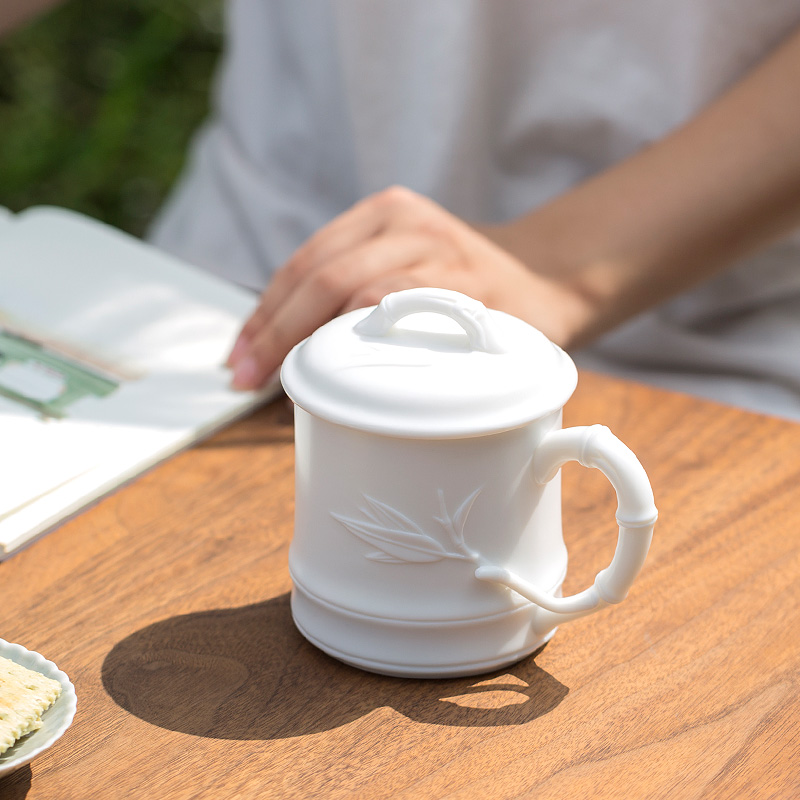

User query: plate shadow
[0,764,32,799]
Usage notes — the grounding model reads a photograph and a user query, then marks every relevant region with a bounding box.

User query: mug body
[289,406,567,677]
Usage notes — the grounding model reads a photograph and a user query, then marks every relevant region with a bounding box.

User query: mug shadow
[101,594,568,740]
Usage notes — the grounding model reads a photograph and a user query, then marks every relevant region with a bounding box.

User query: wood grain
[1,373,798,799]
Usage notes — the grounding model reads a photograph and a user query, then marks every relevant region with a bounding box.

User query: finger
[231,267,350,391]
[230,187,456,367]
[225,328,252,368]
[228,195,401,366]
[226,293,276,368]
[228,292,276,360]
[231,232,437,389]
[281,186,438,287]
[339,261,467,315]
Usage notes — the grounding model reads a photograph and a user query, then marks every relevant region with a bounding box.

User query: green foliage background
[0,0,222,237]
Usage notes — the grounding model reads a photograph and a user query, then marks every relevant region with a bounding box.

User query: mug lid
[280,288,578,438]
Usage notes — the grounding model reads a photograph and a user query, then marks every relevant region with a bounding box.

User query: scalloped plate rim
[0,638,77,779]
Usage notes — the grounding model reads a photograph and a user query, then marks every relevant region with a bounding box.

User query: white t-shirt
[150,0,800,420]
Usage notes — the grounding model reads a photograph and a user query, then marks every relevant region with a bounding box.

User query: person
[8,2,800,419]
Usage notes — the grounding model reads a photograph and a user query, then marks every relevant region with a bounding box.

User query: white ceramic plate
[0,639,77,778]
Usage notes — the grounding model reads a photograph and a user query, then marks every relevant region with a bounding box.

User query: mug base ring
[294,613,557,678]
[290,577,559,679]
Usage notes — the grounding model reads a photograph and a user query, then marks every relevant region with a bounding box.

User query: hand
[226,186,590,390]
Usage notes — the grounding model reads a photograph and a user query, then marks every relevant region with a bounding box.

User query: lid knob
[354,288,509,354]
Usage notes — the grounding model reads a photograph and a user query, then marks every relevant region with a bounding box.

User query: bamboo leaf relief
[366,551,410,564]
[361,496,425,535]
[333,490,482,566]
[454,488,481,537]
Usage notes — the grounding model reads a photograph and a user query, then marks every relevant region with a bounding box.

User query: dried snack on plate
[0,655,62,754]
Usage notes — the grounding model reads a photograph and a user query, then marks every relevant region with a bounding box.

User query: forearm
[0,0,65,36]
[488,26,800,348]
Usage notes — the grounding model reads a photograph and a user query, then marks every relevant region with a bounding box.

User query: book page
[0,207,278,554]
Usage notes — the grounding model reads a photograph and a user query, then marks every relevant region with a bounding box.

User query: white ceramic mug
[281,288,657,678]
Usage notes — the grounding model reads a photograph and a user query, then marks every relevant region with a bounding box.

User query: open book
[0,206,278,559]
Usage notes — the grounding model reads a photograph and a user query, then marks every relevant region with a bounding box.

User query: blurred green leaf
[0,0,222,236]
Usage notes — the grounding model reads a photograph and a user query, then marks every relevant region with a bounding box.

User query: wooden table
[1,373,798,799]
